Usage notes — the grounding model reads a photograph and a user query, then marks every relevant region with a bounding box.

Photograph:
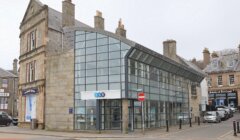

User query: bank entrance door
[101,100,121,130]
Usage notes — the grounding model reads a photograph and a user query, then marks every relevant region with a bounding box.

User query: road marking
[217,130,233,139]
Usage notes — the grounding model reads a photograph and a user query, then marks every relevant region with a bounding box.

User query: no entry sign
[138,92,145,101]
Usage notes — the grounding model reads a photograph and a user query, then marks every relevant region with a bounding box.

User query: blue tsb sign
[94,91,106,98]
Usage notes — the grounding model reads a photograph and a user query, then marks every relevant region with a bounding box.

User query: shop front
[208,90,238,107]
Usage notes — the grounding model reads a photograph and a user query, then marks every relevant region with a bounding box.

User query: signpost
[138,92,145,135]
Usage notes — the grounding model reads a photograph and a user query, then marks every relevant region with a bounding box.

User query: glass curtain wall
[128,57,190,128]
[74,30,131,130]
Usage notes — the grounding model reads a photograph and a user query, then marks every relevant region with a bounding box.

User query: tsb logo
[94,91,106,97]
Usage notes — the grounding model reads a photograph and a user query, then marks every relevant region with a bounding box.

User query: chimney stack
[115,19,126,37]
[203,48,210,67]
[163,40,177,61]
[13,59,18,74]
[94,10,104,30]
[62,0,75,27]
[211,51,218,58]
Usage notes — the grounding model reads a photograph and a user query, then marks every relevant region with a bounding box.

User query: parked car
[216,106,232,118]
[216,110,228,120]
[203,111,221,123]
[0,114,12,126]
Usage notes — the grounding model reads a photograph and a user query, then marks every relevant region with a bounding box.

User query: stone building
[0,59,18,117]
[18,0,204,132]
[202,48,240,108]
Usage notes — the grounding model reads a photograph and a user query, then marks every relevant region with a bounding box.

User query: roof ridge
[0,67,17,77]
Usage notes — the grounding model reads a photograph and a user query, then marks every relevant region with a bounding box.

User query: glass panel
[97,45,108,53]
[97,76,108,83]
[86,77,96,84]
[97,38,108,46]
[109,67,121,75]
[109,75,120,82]
[76,42,85,49]
[86,84,96,91]
[121,42,131,50]
[86,33,96,40]
[79,56,85,63]
[121,50,128,58]
[109,44,120,52]
[77,78,85,84]
[109,51,120,59]
[75,34,85,42]
[109,59,121,67]
[97,68,109,75]
[86,47,96,55]
[97,53,108,61]
[109,83,120,90]
[97,83,108,90]
[75,100,85,106]
[86,62,96,69]
[109,37,120,44]
[75,107,85,114]
[86,40,96,47]
[76,31,85,35]
[76,63,85,70]
[77,48,85,56]
[97,33,107,38]
[97,61,108,68]
[86,54,96,62]
[75,70,85,77]
[86,69,96,76]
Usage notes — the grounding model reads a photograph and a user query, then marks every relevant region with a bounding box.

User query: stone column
[122,99,129,133]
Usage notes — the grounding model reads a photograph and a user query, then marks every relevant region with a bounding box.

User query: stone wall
[45,49,74,130]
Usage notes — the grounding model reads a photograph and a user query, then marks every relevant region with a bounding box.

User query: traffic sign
[138,92,145,101]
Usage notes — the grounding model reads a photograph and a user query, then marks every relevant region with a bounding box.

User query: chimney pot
[94,10,104,30]
[203,48,210,67]
[115,18,126,37]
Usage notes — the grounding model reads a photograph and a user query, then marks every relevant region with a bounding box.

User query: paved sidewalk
[0,121,238,139]
[0,122,209,139]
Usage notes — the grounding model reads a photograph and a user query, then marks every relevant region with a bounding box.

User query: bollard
[179,119,182,129]
[198,117,200,126]
[237,121,240,133]
[189,118,192,127]
[166,120,169,132]
[233,121,237,136]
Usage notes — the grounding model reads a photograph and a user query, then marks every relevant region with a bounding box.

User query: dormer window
[227,60,234,67]
[212,60,218,68]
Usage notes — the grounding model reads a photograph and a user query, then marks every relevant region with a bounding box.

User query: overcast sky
[1,0,240,70]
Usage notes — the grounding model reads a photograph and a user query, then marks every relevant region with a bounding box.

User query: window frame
[217,75,222,86]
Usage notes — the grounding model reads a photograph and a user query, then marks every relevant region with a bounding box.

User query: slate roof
[0,68,17,78]
[48,8,91,32]
[204,49,240,73]
[179,57,206,76]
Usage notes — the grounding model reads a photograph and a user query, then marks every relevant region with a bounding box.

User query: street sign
[138,92,145,101]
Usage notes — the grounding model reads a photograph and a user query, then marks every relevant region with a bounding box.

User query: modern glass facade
[74,29,198,131]
[74,30,130,130]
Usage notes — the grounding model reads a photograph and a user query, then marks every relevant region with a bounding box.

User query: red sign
[138,92,145,101]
